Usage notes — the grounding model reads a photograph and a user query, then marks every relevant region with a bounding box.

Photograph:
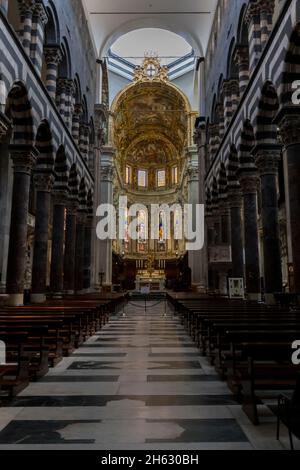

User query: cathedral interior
[0,0,300,453]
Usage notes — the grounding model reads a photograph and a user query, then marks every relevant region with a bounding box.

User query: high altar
[134,253,166,291]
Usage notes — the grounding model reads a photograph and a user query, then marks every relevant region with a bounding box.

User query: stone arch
[58,38,72,79]
[5,80,34,145]
[227,37,239,79]
[45,1,60,45]
[237,3,249,45]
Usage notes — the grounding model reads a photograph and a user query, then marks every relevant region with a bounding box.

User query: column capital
[227,189,243,208]
[56,78,68,93]
[9,144,38,174]
[52,190,67,205]
[245,0,261,24]
[66,200,78,215]
[186,165,199,183]
[240,174,259,195]
[233,44,249,66]
[278,113,300,147]
[33,1,48,25]
[221,79,232,96]
[44,45,62,65]
[254,147,281,176]
[259,0,275,14]
[33,172,55,192]
[18,0,35,15]
[100,165,115,183]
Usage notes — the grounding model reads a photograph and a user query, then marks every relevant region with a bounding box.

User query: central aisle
[0,301,289,449]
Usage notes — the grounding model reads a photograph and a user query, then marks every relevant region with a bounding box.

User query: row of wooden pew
[0,294,127,400]
[167,293,300,425]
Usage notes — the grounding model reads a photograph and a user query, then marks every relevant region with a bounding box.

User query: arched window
[138,210,147,242]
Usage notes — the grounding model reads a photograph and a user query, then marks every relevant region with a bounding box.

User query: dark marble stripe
[147,375,219,382]
[71,353,127,357]
[68,361,202,370]
[0,420,99,444]
[145,419,248,443]
[8,395,239,407]
[38,376,119,383]
[149,353,200,357]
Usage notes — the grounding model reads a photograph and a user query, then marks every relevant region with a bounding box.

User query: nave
[0,301,297,450]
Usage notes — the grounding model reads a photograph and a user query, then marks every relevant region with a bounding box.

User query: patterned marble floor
[0,300,298,450]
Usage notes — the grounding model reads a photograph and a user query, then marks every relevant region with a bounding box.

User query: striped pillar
[230,79,240,116]
[76,179,87,292]
[84,190,93,290]
[64,80,75,130]
[30,2,48,73]
[216,103,225,139]
[44,46,62,100]
[254,146,282,302]
[18,0,35,56]
[218,163,230,245]
[211,177,221,244]
[227,146,244,279]
[222,81,233,129]
[260,0,275,50]
[79,124,90,161]
[72,104,83,146]
[239,121,260,300]
[234,45,250,95]
[245,1,262,73]
[50,148,68,296]
[64,166,79,293]
[56,78,68,121]
[209,124,221,159]
[0,0,8,15]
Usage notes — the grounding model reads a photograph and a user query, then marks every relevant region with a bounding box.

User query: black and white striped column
[56,78,67,121]
[50,149,68,297]
[234,45,250,95]
[227,146,244,279]
[18,0,35,56]
[44,46,62,100]
[83,190,93,290]
[254,146,282,302]
[30,2,48,73]
[245,2,262,73]
[260,0,275,50]
[76,179,87,292]
[222,81,233,129]
[64,165,79,293]
[64,79,75,130]
[230,79,240,116]
[72,104,83,146]
[79,124,90,162]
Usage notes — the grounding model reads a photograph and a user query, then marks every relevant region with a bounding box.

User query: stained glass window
[159,211,165,242]
[138,210,147,242]
[138,170,147,188]
[157,170,166,187]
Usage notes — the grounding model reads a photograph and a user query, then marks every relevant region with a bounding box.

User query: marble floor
[0,300,299,450]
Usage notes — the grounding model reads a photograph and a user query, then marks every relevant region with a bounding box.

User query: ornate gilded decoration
[133,55,169,84]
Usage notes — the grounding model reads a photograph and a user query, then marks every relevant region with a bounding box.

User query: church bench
[0,319,64,367]
[0,325,50,380]
[0,332,30,399]
[226,342,300,424]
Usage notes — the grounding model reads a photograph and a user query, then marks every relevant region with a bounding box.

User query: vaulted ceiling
[82,0,218,57]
